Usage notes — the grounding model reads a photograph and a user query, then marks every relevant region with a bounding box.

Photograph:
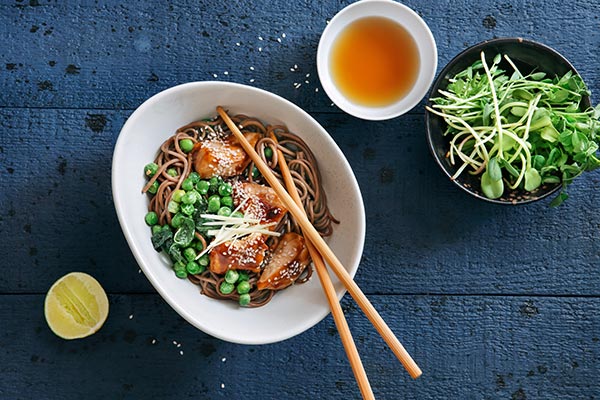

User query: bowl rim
[316,0,438,121]
[111,81,366,344]
[424,37,588,205]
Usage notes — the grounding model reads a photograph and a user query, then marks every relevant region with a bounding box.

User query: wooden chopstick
[270,132,375,400]
[217,106,422,379]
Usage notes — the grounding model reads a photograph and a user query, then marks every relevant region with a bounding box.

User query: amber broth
[330,16,420,107]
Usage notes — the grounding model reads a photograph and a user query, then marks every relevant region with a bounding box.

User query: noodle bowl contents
[142,110,338,308]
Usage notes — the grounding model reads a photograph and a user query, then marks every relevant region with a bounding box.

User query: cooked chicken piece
[257,233,310,290]
[193,132,261,178]
[233,181,288,227]
[209,233,268,274]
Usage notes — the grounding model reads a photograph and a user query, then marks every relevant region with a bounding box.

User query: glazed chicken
[208,182,288,274]
[257,233,310,290]
[209,233,268,274]
[233,181,288,227]
[193,132,261,178]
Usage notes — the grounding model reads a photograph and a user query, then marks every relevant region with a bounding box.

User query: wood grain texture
[1,294,598,400]
[0,0,598,111]
[1,108,600,295]
[1,0,600,398]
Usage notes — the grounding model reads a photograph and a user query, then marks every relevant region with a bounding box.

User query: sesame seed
[235,42,240,46]
[172,340,177,345]
[177,343,181,348]
[249,66,255,71]
[258,47,262,52]
[290,68,295,72]
[258,36,263,40]
[315,88,319,92]
[223,71,229,75]
[282,33,286,38]
[222,357,227,362]
[179,350,184,356]
[128,314,133,320]
[305,80,309,84]
[151,339,156,344]
[295,83,302,89]
[331,103,334,106]
[306,73,310,77]
[213,73,218,78]
[249,79,255,83]
[294,64,298,69]
[277,38,282,43]
[221,384,225,389]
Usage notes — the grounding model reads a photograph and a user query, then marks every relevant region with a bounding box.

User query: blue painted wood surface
[1,0,600,399]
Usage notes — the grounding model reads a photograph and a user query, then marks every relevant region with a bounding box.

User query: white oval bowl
[317,0,438,120]
[112,82,366,344]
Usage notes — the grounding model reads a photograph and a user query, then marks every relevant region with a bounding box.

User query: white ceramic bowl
[317,0,438,120]
[112,82,365,345]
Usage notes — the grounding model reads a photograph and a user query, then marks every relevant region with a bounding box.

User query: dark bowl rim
[424,37,589,205]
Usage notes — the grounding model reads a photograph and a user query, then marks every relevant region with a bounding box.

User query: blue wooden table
[1,1,599,399]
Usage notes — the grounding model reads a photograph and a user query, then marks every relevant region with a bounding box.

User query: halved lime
[44,272,109,339]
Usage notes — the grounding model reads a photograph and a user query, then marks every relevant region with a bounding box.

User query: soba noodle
[143,114,338,307]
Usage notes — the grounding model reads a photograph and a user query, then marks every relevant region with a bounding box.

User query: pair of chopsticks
[217,107,421,398]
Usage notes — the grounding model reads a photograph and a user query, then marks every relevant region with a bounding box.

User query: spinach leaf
[151,228,173,251]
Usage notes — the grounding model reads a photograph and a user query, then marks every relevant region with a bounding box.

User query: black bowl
[425,38,591,205]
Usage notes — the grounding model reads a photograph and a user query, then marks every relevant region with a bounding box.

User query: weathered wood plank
[0,294,598,399]
[1,108,600,295]
[0,0,598,111]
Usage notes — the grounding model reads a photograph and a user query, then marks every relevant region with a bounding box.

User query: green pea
[209,176,221,193]
[196,180,210,194]
[162,224,172,232]
[264,147,273,159]
[167,200,180,214]
[252,166,260,179]
[218,183,233,196]
[183,247,197,262]
[145,211,158,226]
[146,180,159,195]
[239,293,251,307]
[207,195,220,213]
[217,206,232,217]
[225,270,239,284]
[172,189,186,203]
[181,203,195,216]
[173,261,187,279]
[167,168,178,177]
[237,271,249,281]
[174,261,185,270]
[151,225,162,235]
[188,172,200,184]
[237,280,251,294]
[181,191,198,205]
[231,211,244,219]
[219,281,234,295]
[186,261,201,274]
[144,162,159,177]
[181,178,194,191]
[198,254,210,267]
[179,139,194,153]
[220,196,233,208]
[194,239,206,251]
[170,213,185,229]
